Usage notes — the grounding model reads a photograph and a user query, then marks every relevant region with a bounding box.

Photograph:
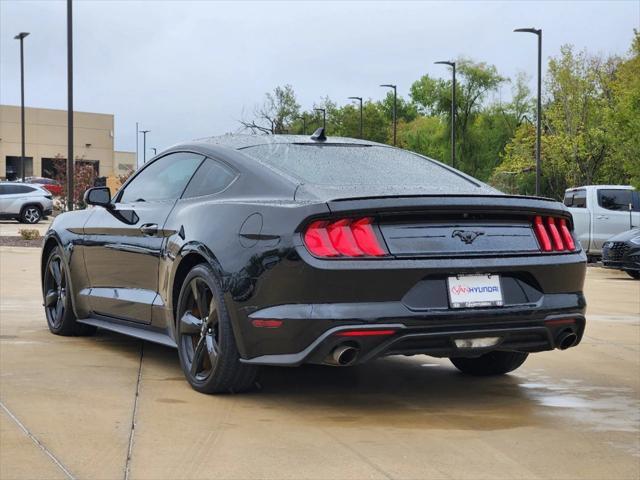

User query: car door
[82,152,205,324]
[0,184,11,214]
[0,184,34,215]
[592,188,635,251]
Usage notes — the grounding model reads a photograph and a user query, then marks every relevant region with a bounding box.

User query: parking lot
[0,245,638,480]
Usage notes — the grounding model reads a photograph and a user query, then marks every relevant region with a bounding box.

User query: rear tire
[626,271,640,280]
[450,351,528,376]
[43,247,96,336]
[176,263,258,394]
[20,205,42,224]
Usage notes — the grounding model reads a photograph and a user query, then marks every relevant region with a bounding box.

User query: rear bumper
[240,294,586,366]
[602,260,640,272]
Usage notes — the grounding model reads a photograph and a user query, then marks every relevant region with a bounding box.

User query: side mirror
[84,187,112,208]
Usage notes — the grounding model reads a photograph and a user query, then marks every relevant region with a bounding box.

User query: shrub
[19,229,41,240]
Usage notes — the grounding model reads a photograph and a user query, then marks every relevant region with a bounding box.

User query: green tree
[410,59,506,176]
[606,29,640,188]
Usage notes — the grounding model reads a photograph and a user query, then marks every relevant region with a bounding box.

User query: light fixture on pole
[380,84,397,146]
[14,32,29,182]
[348,96,363,139]
[514,27,542,196]
[434,61,456,169]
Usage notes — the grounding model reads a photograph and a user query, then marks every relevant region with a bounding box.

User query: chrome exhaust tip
[326,345,359,366]
[557,331,578,350]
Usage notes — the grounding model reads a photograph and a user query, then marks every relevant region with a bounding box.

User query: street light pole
[435,61,456,169]
[380,84,397,146]
[67,0,74,211]
[140,130,150,163]
[299,114,307,135]
[515,27,542,196]
[348,96,363,139]
[14,32,29,182]
[314,108,326,130]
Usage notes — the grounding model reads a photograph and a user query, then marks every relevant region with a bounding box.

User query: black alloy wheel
[179,276,220,382]
[176,263,258,393]
[44,252,67,331]
[43,247,96,336]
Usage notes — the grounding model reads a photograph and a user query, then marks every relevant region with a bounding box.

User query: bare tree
[239,84,300,134]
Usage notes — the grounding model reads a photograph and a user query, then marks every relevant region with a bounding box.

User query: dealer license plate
[447,274,504,308]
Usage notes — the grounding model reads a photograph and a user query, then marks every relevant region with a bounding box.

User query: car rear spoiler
[325,194,569,219]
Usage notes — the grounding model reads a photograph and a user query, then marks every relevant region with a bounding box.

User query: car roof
[191,133,384,150]
[565,185,635,191]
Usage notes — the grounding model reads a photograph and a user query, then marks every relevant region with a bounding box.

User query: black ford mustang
[41,131,587,394]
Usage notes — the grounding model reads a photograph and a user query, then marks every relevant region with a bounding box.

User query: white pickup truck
[564,185,639,259]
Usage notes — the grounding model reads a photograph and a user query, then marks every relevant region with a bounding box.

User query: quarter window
[182,158,236,198]
[597,189,633,211]
[118,152,204,203]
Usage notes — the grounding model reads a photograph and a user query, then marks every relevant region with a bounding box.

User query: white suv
[0,183,54,224]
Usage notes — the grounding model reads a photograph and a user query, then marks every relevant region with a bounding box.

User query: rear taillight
[532,216,576,252]
[303,217,387,258]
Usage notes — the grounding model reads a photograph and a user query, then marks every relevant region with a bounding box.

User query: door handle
[596,215,608,220]
[139,223,158,236]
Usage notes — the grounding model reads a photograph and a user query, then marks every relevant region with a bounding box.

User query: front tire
[43,247,96,336]
[450,351,528,376]
[626,271,640,280]
[21,205,42,224]
[176,263,258,394]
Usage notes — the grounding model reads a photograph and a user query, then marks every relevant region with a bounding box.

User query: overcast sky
[1,0,638,159]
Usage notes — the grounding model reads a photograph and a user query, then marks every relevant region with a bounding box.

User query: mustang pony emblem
[452,230,484,244]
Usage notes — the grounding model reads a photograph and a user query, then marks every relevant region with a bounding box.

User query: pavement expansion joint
[0,399,76,480]
[124,341,145,480]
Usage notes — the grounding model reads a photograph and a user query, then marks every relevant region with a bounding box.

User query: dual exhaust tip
[326,328,578,365]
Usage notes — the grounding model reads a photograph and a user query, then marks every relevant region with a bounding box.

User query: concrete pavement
[1,246,639,479]
[0,219,52,237]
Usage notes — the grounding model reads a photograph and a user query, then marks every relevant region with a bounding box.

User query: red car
[23,177,63,196]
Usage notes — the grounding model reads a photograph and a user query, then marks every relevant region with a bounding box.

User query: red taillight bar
[304,217,387,259]
[533,216,552,252]
[546,217,564,251]
[336,329,396,337]
[558,218,575,251]
[532,216,576,253]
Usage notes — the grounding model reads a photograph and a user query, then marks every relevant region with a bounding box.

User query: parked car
[564,185,639,259]
[41,132,587,394]
[22,177,64,196]
[0,183,53,224]
[602,228,640,279]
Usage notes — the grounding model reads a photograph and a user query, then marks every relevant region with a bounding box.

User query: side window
[0,184,32,194]
[119,152,204,203]
[182,158,237,199]
[598,189,632,211]
[564,189,586,208]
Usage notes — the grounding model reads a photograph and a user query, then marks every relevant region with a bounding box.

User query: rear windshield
[241,144,477,188]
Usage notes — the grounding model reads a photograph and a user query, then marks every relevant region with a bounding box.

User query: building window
[42,158,100,178]
[5,156,33,181]
[76,160,100,177]
[41,158,62,179]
